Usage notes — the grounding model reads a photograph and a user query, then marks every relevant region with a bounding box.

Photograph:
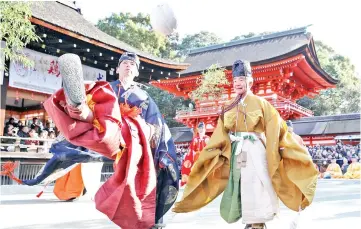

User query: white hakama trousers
[81,162,104,199]
[233,133,279,224]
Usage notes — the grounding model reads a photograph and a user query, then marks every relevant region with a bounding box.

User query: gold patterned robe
[173,93,318,213]
[325,163,343,178]
[343,162,361,179]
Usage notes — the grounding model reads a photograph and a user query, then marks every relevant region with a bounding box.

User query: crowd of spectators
[2,116,360,174]
[174,140,360,176]
[309,140,360,173]
[1,117,59,152]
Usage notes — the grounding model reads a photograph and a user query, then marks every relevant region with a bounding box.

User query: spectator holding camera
[7,124,19,137]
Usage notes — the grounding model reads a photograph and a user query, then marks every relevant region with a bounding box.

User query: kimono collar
[116,79,136,91]
[239,91,253,106]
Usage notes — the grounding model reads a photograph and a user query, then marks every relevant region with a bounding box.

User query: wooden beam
[7,87,50,100]
[0,78,8,135]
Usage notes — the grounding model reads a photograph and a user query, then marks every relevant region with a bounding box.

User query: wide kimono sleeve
[44,81,123,159]
[262,99,318,211]
[173,118,232,213]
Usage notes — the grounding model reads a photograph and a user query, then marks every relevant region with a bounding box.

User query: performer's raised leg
[58,54,94,123]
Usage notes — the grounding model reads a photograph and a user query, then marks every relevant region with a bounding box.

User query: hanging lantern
[15,90,20,101]
[150,3,177,36]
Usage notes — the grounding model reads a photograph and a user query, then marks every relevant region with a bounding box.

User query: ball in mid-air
[150,3,177,36]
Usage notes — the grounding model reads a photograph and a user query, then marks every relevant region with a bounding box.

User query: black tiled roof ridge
[189,25,312,55]
[56,1,80,13]
[292,113,360,123]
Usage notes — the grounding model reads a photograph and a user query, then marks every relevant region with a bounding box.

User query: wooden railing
[271,101,313,115]
[175,100,313,117]
[176,106,222,117]
[0,136,55,154]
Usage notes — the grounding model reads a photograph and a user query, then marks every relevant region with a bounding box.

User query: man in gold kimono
[323,158,343,179]
[343,156,361,179]
[173,60,319,229]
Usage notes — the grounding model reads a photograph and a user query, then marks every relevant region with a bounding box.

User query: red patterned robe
[181,134,210,186]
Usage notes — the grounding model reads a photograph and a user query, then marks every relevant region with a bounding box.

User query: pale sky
[77,0,359,73]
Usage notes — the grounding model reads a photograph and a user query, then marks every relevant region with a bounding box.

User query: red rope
[0,161,23,184]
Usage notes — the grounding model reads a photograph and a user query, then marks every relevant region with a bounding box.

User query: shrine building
[151,26,338,131]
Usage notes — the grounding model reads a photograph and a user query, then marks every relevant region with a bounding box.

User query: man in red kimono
[181,122,210,186]
[2,52,178,229]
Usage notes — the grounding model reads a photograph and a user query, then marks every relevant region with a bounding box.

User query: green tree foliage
[297,41,360,115]
[230,31,273,41]
[96,12,178,59]
[96,14,223,60]
[190,64,230,101]
[176,31,222,57]
[145,85,192,127]
[231,32,256,41]
[0,1,40,69]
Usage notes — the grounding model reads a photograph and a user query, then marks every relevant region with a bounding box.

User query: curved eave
[151,75,201,85]
[30,17,190,71]
[302,48,338,85]
[151,54,304,87]
[245,39,338,85]
[180,44,338,85]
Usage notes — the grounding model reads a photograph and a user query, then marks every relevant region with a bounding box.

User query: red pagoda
[151,26,338,131]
